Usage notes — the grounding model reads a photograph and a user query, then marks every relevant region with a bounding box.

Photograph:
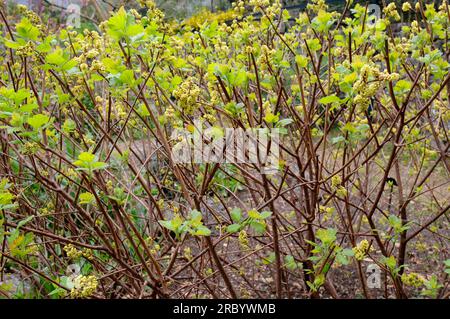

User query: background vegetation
[0,0,448,299]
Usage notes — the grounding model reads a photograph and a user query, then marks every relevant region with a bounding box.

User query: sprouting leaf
[27,114,50,130]
[276,118,293,128]
[230,207,242,223]
[259,211,272,219]
[331,136,346,144]
[284,255,301,270]
[46,48,67,66]
[226,224,241,233]
[319,95,341,104]
[311,10,335,32]
[316,228,337,246]
[306,38,322,51]
[79,192,95,205]
[16,18,40,41]
[193,225,211,236]
[444,260,450,275]
[295,55,308,68]
[248,209,261,219]
[394,79,412,94]
[62,119,76,133]
[107,7,144,41]
[249,220,266,234]
[262,252,275,265]
[16,215,34,229]
[264,112,279,124]
[73,152,107,175]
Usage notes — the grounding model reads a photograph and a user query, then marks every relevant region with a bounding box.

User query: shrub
[0,0,448,299]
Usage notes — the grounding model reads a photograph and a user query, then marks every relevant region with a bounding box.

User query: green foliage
[226,208,272,235]
[73,152,107,176]
[159,209,211,240]
[0,0,448,299]
[106,7,144,41]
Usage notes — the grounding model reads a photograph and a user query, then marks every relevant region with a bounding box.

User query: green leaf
[159,220,176,232]
[264,112,279,124]
[73,152,107,174]
[77,152,96,163]
[383,255,397,271]
[226,224,241,233]
[230,207,242,223]
[193,225,211,236]
[260,211,272,219]
[91,162,108,170]
[107,7,144,40]
[27,114,49,130]
[284,255,299,270]
[331,136,346,144]
[295,55,308,68]
[16,18,40,41]
[46,48,67,66]
[250,220,266,234]
[307,38,322,51]
[316,228,337,246]
[119,70,135,85]
[248,209,261,219]
[311,10,335,33]
[262,252,275,265]
[79,192,95,205]
[4,39,22,49]
[276,118,293,128]
[19,103,38,113]
[319,95,341,104]
[17,215,34,229]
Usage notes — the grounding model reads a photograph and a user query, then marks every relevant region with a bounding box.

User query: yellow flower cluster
[378,72,400,82]
[439,1,449,11]
[401,272,425,287]
[330,174,347,196]
[352,65,384,112]
[129,9,142,20]
[319,205,335,222]
[402,2,413,12]
[17,42,35,57]
[238,230,249,249]
[173,78,200,115]
[82,249,94,261]
[139,0,156,9]
[140,0,165,24]
[249,0,271,10]
[22,142,39,155]
[232,1,246,16]
[64,244,83,260]
[70,275,98,298]
[64,244,95,260]
[213,39,230,57]
[383,3,401,21]
[183,247,192,260]
[307,0,328,13]
[257,45,276,70]
[352,239,370,260]
[18,5,42,28]
[66,168,78,179]
[265,1,283,19]
[331,175,342,188]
